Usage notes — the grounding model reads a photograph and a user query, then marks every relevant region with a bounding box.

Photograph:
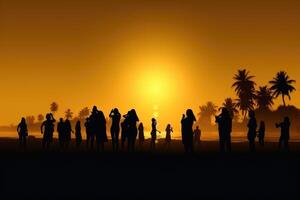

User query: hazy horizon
[1,0,300,128]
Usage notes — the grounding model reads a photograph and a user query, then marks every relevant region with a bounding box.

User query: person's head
[113,108,119,114]
[152,118,156,122]
[196,126,199,129]
[76,120,80,125]
[221,108,229,116]
[59,118,63,122]
[139,122,143,127]
[167,124,171,129]
[249,110,255,118]
[21,117,26,124]
[186,109,196,121]
[46,113,51,120]
[92,106,98,114]
[260,121,265,126]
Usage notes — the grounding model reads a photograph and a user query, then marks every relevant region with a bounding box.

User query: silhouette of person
[165,124,173,149]
[258,121,265,146]
[181,109,196,153]
[17,117,28,149]
[109,108,121,152]
[75,120,82,148]
[85,117,93,149]
[247,110,257,152]
[150,118,160,151]
[138,122,144,146]
[124,109,139,152]
[193,126,201,146]
[276,117,290,152]
[41,113,56,149]
[64,119,73,149]
[215,108,232,153]
[57,118,65,148]
[121,118,128,149]
[90,106,107,152]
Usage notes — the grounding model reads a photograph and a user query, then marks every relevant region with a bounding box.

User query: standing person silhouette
[215,108,232,153]
[17,117,28,149]
[181,109,196,153]
[125,109,139,152]
[138,123,145,147]
[165,124,173,149]
[75,120,82,148]
[121,118,128,149]
[41,113,56,149]
[90,106,107,152]
[193,126,201,147]
[150,118,160,151]
[109,108,121,152]
[258,121,265,146]
[57,118,65,149]
[247,110,257,152]
[64,119,73,149]
[276,117,290,152]
[85,117,94,149]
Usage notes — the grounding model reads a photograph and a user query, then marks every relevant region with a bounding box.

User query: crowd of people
[17,106,291,153]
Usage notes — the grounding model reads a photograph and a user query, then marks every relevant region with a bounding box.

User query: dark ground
[1,138,300,199]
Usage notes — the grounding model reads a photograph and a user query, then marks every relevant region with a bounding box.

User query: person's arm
[41,122,45,134]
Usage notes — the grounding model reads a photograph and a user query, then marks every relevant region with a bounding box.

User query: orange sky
[1,0,300,130]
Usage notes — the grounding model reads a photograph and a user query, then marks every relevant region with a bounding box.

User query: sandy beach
[1,137,300,199]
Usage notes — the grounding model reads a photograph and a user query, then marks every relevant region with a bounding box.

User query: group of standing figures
[17,107,291,153]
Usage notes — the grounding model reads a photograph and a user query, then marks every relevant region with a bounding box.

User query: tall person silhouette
[247,110,257,152]
[90,106,107,152]
[57,118,65,149]
[84,117,93,149]
[258,121,265,146]
[109,108,121,152]
[150,118,160,151]
[17,117,28,149]
[276,117,290,152]
[165,124,173,149]
[181,109,196,153]
[64,119,73,149]
[75,120,82,148]
[121,118,128,149]
[41,113,56,149]
[215,108,232,153]
[125,109,139,152]
[138,122,145,147]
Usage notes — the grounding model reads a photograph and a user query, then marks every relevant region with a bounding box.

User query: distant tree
[25,116,35,125]
[50,102,59,114]
[78,107,90,119]
[255,86,274,111]
[269,71,296,107]
[198,102,218,124]
[222,98,239,119]
[37,114,44,122]
[65,109,73,120]
[232,69,256,118]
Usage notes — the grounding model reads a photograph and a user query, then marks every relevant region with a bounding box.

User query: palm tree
[65,109,73,120]
[232,69,256,118]
[255,86,274,110]
[198,102,218,124]
[78,107,90,119]
[269,71,296,107]
[50,102,59,114]
[222,98,239,119]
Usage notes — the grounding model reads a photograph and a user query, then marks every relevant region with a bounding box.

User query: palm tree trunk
[282,94,286,107]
